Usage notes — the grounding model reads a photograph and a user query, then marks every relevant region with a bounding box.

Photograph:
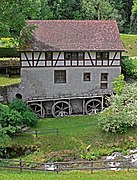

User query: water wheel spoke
[87,104,93,108]
[34,106,38,111]
[35,109,41,113]
[95,103,101,108]
[92,101,95,107]
[55,110,61,115]
[56,105,61,110]
[64,111,69,115]
[61,103,64,110]
[63,106,69,110]
[87,107,93,112]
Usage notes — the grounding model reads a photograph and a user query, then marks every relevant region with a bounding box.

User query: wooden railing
[0,158,136,173]
[21,128,59,137]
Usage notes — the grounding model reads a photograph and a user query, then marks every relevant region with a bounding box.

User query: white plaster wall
[53,52,64,59]
[21,53,26,60]
[109,52,120,59]
[7,66,121,101]
[85,52,96,59]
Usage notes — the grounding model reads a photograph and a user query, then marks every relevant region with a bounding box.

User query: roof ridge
[27,20,117,23]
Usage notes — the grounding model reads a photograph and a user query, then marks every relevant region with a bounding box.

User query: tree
[0,0,41,37]
[109,0,133,33]
[52,0,79,19]
[130,0,137,33]
[81,0,114,20]
[39,0,53,19]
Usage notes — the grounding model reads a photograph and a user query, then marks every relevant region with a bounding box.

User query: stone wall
[0,84,20,103]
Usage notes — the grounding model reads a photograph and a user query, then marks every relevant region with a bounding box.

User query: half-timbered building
[8,20,125,117]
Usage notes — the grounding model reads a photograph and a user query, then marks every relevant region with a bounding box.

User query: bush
[0,103,23,133]
[112,74,125,95]
[0,104,22,127]
[99,106,136,133]
[122,56,137,79]
[9,98,30,114]
[22,111,38,127]
[98,83,137,133]
[0,125,11,146]
[0,47,19,57]
[9,98,38,127]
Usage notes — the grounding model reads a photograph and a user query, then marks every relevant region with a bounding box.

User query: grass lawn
[120,34,137,57]
[11,115,137,162]
[0,75,21,86]
[0,170,137,180]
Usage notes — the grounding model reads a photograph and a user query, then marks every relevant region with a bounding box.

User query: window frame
[54,70,66,84]
[100,73,108,89]
[101,73,108,81]
[65,52,84,61]
[46,52,53,60]
[83,72,91,81]
[96,52,109,60]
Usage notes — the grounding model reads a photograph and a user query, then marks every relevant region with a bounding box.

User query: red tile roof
[25,20,125,52]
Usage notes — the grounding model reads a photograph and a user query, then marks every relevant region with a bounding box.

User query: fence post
[127,159,130,172]
[90,161,93,174]
[56,163,59,174]
[19,158,22,173]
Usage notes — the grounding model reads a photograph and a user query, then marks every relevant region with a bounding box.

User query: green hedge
[0,48,19,57]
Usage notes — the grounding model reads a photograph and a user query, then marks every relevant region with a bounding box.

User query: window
[83,73,91,81]
[97,52,109,59]
[100,73,108,89]
[101,73,108,81]
[78,52,84,60]
[54,70,66,83]
[71,52,77,60]
[100,83,107,89]
[46,52,52,60]
[65,52,84,60]
[65,52,71,60]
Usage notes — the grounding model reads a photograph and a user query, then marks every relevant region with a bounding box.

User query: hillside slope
[120,34,137,57]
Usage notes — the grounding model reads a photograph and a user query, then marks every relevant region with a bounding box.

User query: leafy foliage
[19,24,37,48]
[0,0,136,37]
[122,56,137,79]
[9,99,30,113]
[0,124,11,146]
[130,0,137,33]
[9,98,38,127]
[0,0,41,37]
[0,98,38,146]
[0,104,22,134]
[22,111,38,127]
[99,83,137,133]
[0,38,19,48]
[0,109,23,129]
[112,74,125,95]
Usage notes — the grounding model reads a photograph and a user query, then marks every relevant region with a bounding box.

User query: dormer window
[97,52,109,59]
